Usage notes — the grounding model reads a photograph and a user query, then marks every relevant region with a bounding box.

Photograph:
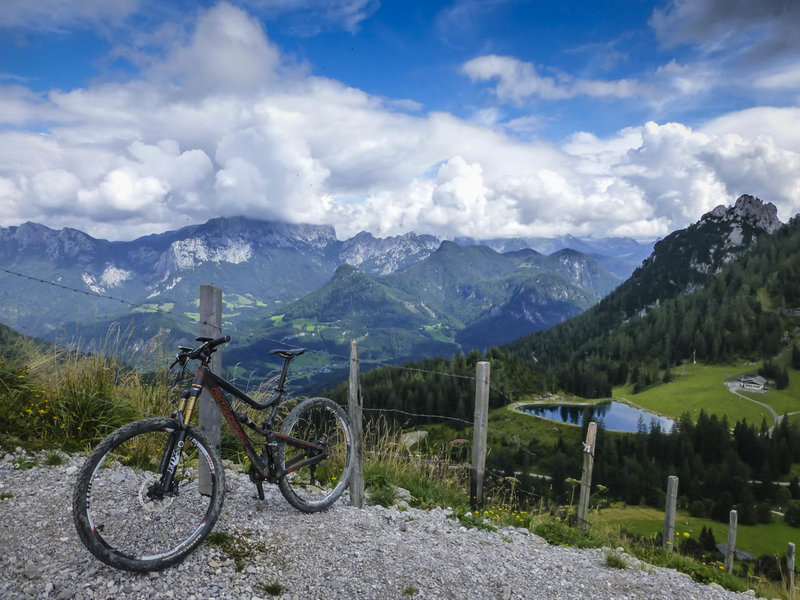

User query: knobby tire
[277,397,354,512]
[72,417,225,572]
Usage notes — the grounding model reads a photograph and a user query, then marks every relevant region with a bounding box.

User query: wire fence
[0,265,553,503]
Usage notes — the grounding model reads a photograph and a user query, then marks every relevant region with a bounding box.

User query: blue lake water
[519,401,675,433]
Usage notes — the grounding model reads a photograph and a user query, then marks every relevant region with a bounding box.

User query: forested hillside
[503,213,800,398]
[328,206,800,416]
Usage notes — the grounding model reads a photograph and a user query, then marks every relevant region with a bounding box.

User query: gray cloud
[650,0,800,52]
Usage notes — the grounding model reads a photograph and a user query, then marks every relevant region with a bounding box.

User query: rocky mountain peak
[339,230,440,275]
[704,194,782,234]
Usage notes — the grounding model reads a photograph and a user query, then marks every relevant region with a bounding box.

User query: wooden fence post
[348,340,365,508]
[470,361,490,511]
[725,510,738,573]
[577,421,597,531]
[789,542,796,599]
[663,475,678,551]
[199,284,222,496]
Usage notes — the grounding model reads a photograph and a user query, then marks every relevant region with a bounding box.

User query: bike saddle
[269,348,306,359]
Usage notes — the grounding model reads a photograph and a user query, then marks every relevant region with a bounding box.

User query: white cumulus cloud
[462,55,647,104]
[0,2,799,244]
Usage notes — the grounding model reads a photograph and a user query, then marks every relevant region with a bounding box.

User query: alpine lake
[517,400,675,433]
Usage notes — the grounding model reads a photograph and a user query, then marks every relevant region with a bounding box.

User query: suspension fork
[151,424,189,499]
[154,366,207,495]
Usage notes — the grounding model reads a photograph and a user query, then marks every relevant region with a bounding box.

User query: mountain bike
[72,335,353,572]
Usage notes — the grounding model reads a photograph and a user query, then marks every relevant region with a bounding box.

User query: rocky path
[0,449,769,600]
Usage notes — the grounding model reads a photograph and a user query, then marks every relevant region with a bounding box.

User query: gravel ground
[0,449,771,600]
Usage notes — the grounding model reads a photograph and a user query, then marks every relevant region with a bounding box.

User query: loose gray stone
[0,450,758,600]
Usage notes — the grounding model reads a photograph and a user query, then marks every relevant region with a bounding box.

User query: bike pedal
[255,480,265,501]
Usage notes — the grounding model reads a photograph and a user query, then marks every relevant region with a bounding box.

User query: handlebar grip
[210,335,231,348]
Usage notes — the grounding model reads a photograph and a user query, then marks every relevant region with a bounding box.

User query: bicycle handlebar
[208,335,231,349]
[170,335,231,369]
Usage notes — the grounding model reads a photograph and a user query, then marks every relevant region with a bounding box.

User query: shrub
[699,526,717,552]
[755,502,773,524]
[688,499,707,518]
[754,554,783,581]
[784,500,800,527]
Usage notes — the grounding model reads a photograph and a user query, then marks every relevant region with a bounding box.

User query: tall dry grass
[0,331,177,451]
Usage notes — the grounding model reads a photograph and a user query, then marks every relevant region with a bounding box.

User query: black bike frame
[176,363,329,481]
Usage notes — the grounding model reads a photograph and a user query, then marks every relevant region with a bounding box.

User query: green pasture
[221,293,268,309]
[614,364,775,426]
[422,324,452,344]
[133,302,174,313]
[738,375,800,418]
[594,503,800,559]
[492,405,584,450]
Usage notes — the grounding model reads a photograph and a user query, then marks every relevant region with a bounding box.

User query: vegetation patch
[594,503,800,560]
[605,550,627,569]
[204,530,269,572]
[258,580,285,597]
[533,520,604,548]
[614,364,768,425]
[44,451,64,466]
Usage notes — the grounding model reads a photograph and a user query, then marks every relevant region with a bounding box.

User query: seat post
[276,355,292,394]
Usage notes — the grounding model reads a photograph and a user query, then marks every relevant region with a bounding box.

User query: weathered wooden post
[577,421,597,531]
[788,542,796,598]
[348,339,365,508]
[663,475,678,551]
[725,510,738,573]
[199,284,222,495]
[470,361,490,511]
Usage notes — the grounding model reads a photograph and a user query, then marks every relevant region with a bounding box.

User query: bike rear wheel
[277,397,353,512]
[72,417,225,572]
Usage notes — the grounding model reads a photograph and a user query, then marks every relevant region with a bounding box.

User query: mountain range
[0,216,652,380]
[0,193,790,396]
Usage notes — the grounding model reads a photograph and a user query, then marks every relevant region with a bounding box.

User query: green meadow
[613,363,779,427]
[594,503,799,560]
[738,374,800,419]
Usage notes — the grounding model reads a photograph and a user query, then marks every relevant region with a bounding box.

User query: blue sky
[1,0,799,242]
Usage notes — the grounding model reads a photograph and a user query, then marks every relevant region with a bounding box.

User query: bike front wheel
[72,417,225,572]
[277,397,354,512]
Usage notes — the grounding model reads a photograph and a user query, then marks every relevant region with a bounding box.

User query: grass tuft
[605,550,627,569]
[259,581,285,596]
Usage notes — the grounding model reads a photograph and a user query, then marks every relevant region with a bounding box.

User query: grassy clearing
[132,302,175,313]
[491,404,583,449]
[422,324,452,344]
[593,503,798,560]
[613,364,771,425]
[738,375,800,418]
